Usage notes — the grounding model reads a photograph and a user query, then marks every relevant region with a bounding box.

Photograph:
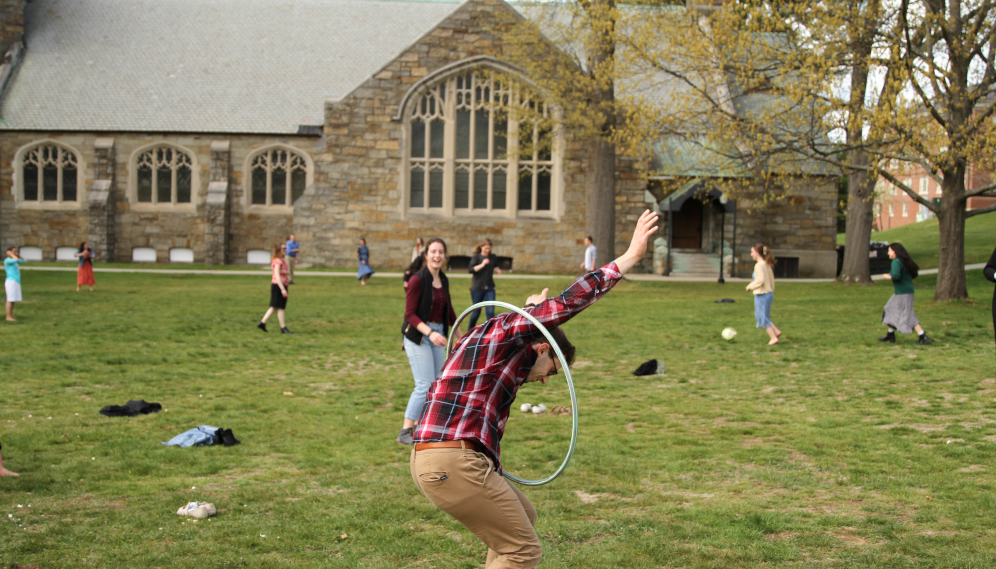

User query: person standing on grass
[285,234,300,285]
[257,243,292,334]
[580,235,597,272]
[75,241,97,292]
[5,246,26,322]
[879,242,932,345]
[411,237,424,263]
[983,244,995,351]
[0,440,17,476]
[410,211,659,569]
[467,238,503,329]
[357,237,375,286]
[745,243,783,345]
[398,237,459,446]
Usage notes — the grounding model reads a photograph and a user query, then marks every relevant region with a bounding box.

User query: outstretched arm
[515,210,659,337]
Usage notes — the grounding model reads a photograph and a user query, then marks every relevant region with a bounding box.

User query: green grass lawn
[1,270,994,568]
[836,212,996,270]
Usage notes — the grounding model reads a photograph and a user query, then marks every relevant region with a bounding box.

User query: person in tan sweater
[745,243,782,345]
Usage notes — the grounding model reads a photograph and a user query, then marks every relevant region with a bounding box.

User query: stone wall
[0,0,23,50]
[0,131,317,263]
[295,0,654,274]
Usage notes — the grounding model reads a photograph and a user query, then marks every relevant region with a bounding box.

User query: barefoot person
[410,211,659,569]
[75,242,97,292]
[0,439,17,476]
[257,243,292,334]
[745,243,782,345]
[467,238,502,329]
[879,243,931,345]
[5,246,26,322]
[398,238,459,445]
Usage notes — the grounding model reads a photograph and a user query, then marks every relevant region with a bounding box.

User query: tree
[872,0,996,300]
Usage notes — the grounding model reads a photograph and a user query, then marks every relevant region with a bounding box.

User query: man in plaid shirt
[410,210,659,568]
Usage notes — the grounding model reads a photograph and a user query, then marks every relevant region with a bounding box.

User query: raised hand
[525,288,550,307]
[614,210,660,274]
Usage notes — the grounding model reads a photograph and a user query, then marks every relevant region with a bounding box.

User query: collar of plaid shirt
[413,262,622,472]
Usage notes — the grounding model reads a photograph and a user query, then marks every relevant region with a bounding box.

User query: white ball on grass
[520,403,532,413]
[531,404,547,414]
[722,327,737,341]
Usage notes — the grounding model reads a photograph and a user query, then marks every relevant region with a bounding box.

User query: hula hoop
[447,301,578,486]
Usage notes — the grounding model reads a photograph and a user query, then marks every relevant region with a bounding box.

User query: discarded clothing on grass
[714,298,737,303]
[162,425,240,448]
[99,399,162,417]
[633,359,663,376]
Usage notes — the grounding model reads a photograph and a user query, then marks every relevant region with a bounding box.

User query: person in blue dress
[5,246,26,322]
[357,237,375,285]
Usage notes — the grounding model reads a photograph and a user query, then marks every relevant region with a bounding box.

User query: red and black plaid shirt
[414,262,623,471]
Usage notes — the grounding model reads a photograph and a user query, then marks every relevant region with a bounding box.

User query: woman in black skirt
[257,243,292,334]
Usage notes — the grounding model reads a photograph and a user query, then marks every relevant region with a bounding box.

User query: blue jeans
[754,292,773,328]
[468,289,496,329]
[403,322,446,422]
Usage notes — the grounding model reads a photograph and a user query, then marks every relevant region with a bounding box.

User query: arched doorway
[672,198,703,249]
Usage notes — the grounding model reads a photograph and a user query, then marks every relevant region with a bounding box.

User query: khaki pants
[287,256,295,282]
[411,447,541,569]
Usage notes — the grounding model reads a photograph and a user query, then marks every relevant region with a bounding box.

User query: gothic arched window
[405,71,559,217]
[249,148,309,207]
[20,143,80,203]
[135,146,194,204]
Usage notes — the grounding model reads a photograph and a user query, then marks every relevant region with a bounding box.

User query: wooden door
[672,199,703,249]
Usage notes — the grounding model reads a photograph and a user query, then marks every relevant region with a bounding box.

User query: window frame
[128,143,200,210]
[13,140,84,210]
[401,70,563,220]
[243,143,315,212]
[918,177,929,195]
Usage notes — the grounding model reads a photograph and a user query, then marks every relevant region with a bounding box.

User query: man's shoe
[257,322,267,333]
[917,334,933,345]
[878,332,895,343]
[397,428,413,445]
[281,327,293,334]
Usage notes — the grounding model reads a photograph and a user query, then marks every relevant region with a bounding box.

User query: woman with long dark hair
[467,238,503,329]
[880,242,931,345]
[397,237,460,445]
[75,241,97,292]
[745,243,782,345]
[257,243,292,334]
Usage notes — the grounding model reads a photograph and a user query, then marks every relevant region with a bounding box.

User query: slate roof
[0,0,462,133]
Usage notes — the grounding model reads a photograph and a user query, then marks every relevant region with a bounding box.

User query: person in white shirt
[580,236,597,273]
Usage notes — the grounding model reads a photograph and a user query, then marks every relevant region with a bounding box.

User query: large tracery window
[250,148,308,207]
[407,71,557,216]
[21,143,79,203]
[136,146,193,204]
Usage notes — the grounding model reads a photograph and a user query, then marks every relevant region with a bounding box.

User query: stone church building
[0,0,838,277]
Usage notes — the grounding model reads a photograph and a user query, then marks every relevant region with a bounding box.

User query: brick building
[0,0,839,277]
[874,162,996,231]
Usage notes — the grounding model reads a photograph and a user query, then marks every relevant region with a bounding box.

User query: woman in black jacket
[985,245,996,352]
[467,238,502,329]
[397,238,460,445]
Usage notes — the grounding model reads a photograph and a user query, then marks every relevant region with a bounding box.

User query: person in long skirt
[745,243,782,345]
[879,242,931,345]
[397,237,460,445]
[357,237,375,285]
[985,244,996,353]
[75,241,97,292]
[257,243,292,334]
[467,238,502,329]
